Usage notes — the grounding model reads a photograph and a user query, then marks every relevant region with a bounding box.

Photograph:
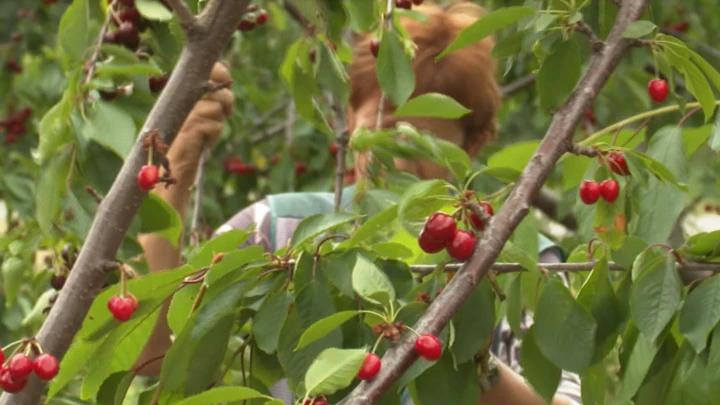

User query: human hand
[169,62,234,165]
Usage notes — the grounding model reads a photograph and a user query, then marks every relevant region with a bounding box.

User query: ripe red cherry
[395,0,412,9]
[357,353,381,380]
[578,180,601,205]
[0,349,4,365]
[0,367,27,393]
[33,353,59,380]
[370,39,380,57]
[255,9,268,25]
[412,0,424,4]
[303,396,328,405]
[607,152,630,176]
[7,354,33,379]
[414,333,442,361]
[107,295,136,322]
[423,212,456,242]
[468,201,493,230]
[418,228,445,254]
[148,73,169,94]
[445,229,476,262]
[118,7,140,24]
[238,19,256,31]
[6,60,22,73]
[137,164,159,190]
[294,162,307,176]
[599,179,619,203]
[583,107,596,124]
[647,79,668,102]
[328,142,339,155]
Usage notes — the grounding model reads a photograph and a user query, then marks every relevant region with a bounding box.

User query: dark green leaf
[450,279,495,364]
[137,193,183,247]
[613,332,661,404]
[304,348,366,396]
[253,292,294,354]
[290,212,361,251]
[58,0,91,67]
[536,39,581,110]
[412,353,479,405]
[376,28,415,106]
[521,328,561,403]
[394,93,471,119]
[81,101,136,158]
[611,236,648,271]
[296,311,359,351]
[36,150,72,234]
[2,258,25,307]
[533,278,597,373]
[710,108,720,152]
[630,254,682,342]
[581,362,607,405]
[96,371,135,405]
[708,323,720,398]
[679,274,720,353]
[438,7,535,59]
[317,40,349,104]
[352,253,396,307]
[186,229,249,268]
[37,93,74,164]
[174,387,269,405]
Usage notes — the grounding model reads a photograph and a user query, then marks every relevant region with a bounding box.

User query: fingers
[209,62,232,84]
[205,62,234,116]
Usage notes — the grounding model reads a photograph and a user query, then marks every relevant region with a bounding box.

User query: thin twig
[331,97,349,212]
[164,0,199,32]
[500,74,536,98]
[84,1,116,86]
[570,144,600,157]
[285,102,296,192]
[283,0,312,31]
[250,122,286,145]
[574,21,604,51]
[189,143,210,247]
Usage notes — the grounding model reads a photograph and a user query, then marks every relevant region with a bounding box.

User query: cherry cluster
[395,0,424,10]
[418,201,494,262]
[0,349,59,394]
[0,107,32,144]
[237,5,269,32]
[224,155,256,175]
[107,294,138,322]
[102,0,149,51]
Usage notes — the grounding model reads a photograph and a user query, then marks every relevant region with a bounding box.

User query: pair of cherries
[418,203,493,262]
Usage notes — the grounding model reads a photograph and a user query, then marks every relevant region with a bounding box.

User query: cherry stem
[586,237,606,259]
[187,284,207,317]
[677,106,702,127]
[312,234,350,257]
[1,340,25,354]
[403,325,421,338]
[371,334,384,354]
[620,117,651,148]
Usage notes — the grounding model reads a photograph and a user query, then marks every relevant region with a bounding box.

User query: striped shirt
[215,191,583,405]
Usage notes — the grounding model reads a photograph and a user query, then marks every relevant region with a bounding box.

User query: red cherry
[33,353,59,380]
[412,0,424,4]
[579,180,601,205]
[4,133,17,144]
[118,7,140,24]
[370,39,380,57]
[308,48,317,63]
[148,73,169,94]
[238,19,256,31]
[583,108,596,124]
[137,164,159,190]
[422,212,456,242]
[357,353,381,380]
[6,60,22,73]
[294,162,307,176]
[395,0,412,9]
[328,142,339,155]
[343,169,356,184]
[255,9,268,25]
[7,354,33,379]
[445,229,476,262]
[418,228,445,254]
[0,349,4,365]
[17,107,32,121]
[127,294,139,311]
[107,295,135,322]
[10,32,21,42]
[0,367,27,394]
[303,396,328,405]
[414,333,442,360]
[599,179,619,203]
[607,152,630,176]
[468,201,493,230]
[672,20,689,32]
[647,79,668,102]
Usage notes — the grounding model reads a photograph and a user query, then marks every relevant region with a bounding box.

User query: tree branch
[165,0,200,32]
[342,1,650,403]
[574,21,604,52]
[0,2,253,404]
[409,260,720,275]
[331,98,349,212]
[533,187,578,230]
[500,73,536,97]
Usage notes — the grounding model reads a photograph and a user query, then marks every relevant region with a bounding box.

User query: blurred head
[346,1,500,181]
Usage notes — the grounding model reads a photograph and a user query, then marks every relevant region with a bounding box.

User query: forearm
[478,360,573,405]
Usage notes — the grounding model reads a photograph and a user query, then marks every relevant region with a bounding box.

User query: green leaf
[318,250,356,298]
[205,246,266,286]
[393,93,471,119]
[412,353,479,405]
[166,282,200,336]
[2,258,25,307]
[487,140,540,173]
[186,229,249,268]
[708,323,720,399]
[397,179,450,231]
[536,39,582,110]
[304,348,367,396]
[613,332,661,404]
[622,20,656,38]
[592,193,627,250]
[611,236,648,271]
[450,279,496,365]
[630,254,682,342]
[533,278,597,373]
[174,387,269,405]
[36,150,72,234]
[48,339,103,398]
[581,362,607,405]
[135,0,174,21]
[376,28,415,106]
[290,212,361,251]
[349,204,398,245]
[679,230,720,261]
[633,126,689,244]
[137,192,183,247]
[317,40,349,104]
[58,0,91,67]
[679,274,720,353]
[81,101,137,159]
[96,371,135,405]
[296,310,359,351]
[437,7,535,59]
[680,57,716,122]
[521,328,561,403]
[253,292,294,354]
[36,93,74,164]
[710,107,720,152]
[352,253,396,307]
[345,0,378,32]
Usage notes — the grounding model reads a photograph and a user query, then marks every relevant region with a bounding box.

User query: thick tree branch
[165,0,199,32]
[342,1,650,403]
[574,21,604,52]
[0,2,252,404]
[331,98,349,212]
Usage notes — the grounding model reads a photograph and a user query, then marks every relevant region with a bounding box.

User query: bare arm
[478,360,574,405]
[133,62,234,375]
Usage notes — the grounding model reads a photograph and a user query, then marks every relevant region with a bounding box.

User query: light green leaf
[709,108,720,151]
[36,150,72,234]
[438,7,536,59]
[708,323,720,399]
[533,278,597,373]
[679,274,720,353]
[376,28,415,106]
[136,0,174,21]
[296,311,360,351]
[537,39,582,110]
[681,57,716,122]
[48,339,103,398]
[58,0,91,67]
[36,94,74,164]
[613,332,660,404]
[253,292,294,354]
[138,192,183,247]
[349,204,399,245]
[352,253,396,307]
[622,20,656,38]
[487,140,540,172]
[290,212,361,251]
[304,348,367,395]
[2,258,25,307]
[394,93,471,119]
[174,387,269,405]
[96,371,135,405]
[204,246,266,286]
[186,229,249,268]
[630,254,682,342]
